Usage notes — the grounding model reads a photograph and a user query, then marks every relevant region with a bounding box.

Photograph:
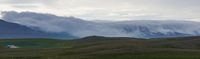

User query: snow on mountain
[1,11,200,39]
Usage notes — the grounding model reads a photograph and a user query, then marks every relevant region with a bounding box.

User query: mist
[2,11,200,38]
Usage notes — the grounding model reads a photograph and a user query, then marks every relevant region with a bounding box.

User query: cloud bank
[1,11,132,37]
[2,11,200,38]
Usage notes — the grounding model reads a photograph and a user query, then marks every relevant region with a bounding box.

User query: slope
[0,19,77,39]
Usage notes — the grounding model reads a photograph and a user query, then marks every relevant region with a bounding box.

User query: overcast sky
[0,0,200,21]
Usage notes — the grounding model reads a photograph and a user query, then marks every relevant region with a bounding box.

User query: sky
[0,0,200,21]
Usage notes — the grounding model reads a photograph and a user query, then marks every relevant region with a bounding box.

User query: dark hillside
[0,19,76,39]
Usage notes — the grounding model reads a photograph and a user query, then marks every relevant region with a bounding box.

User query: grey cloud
[62,0,200,21]
[4,0,56,4]
[160,0,200,8]
[0,0,200,21]
[12,5,39,9]
[4,0,37,4]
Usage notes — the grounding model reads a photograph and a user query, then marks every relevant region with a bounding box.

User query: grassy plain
[0,36,200,59]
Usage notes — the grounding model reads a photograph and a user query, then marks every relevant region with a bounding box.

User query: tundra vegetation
[0,36,200,59]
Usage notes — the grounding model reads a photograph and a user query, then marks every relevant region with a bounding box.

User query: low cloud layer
[2,11,200,38]
[1,11,132,37]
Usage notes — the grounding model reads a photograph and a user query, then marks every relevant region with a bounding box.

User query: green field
[0,36,200,59]
[0,38,78,48]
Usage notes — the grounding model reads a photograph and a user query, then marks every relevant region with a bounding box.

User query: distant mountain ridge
[0,19,77,39]
[107,20,200,38]
[1,19,200,39]
[2,12,200,39]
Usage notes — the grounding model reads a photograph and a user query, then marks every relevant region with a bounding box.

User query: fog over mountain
[0,19,76,39]
[1,11,200,39]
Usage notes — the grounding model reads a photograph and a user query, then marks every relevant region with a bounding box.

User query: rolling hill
[0,36,200,59]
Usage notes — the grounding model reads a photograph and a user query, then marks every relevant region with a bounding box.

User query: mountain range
[1,19,200,39]
[1,12,200,39]
[106,20,200,38]
[0,19,77,39]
